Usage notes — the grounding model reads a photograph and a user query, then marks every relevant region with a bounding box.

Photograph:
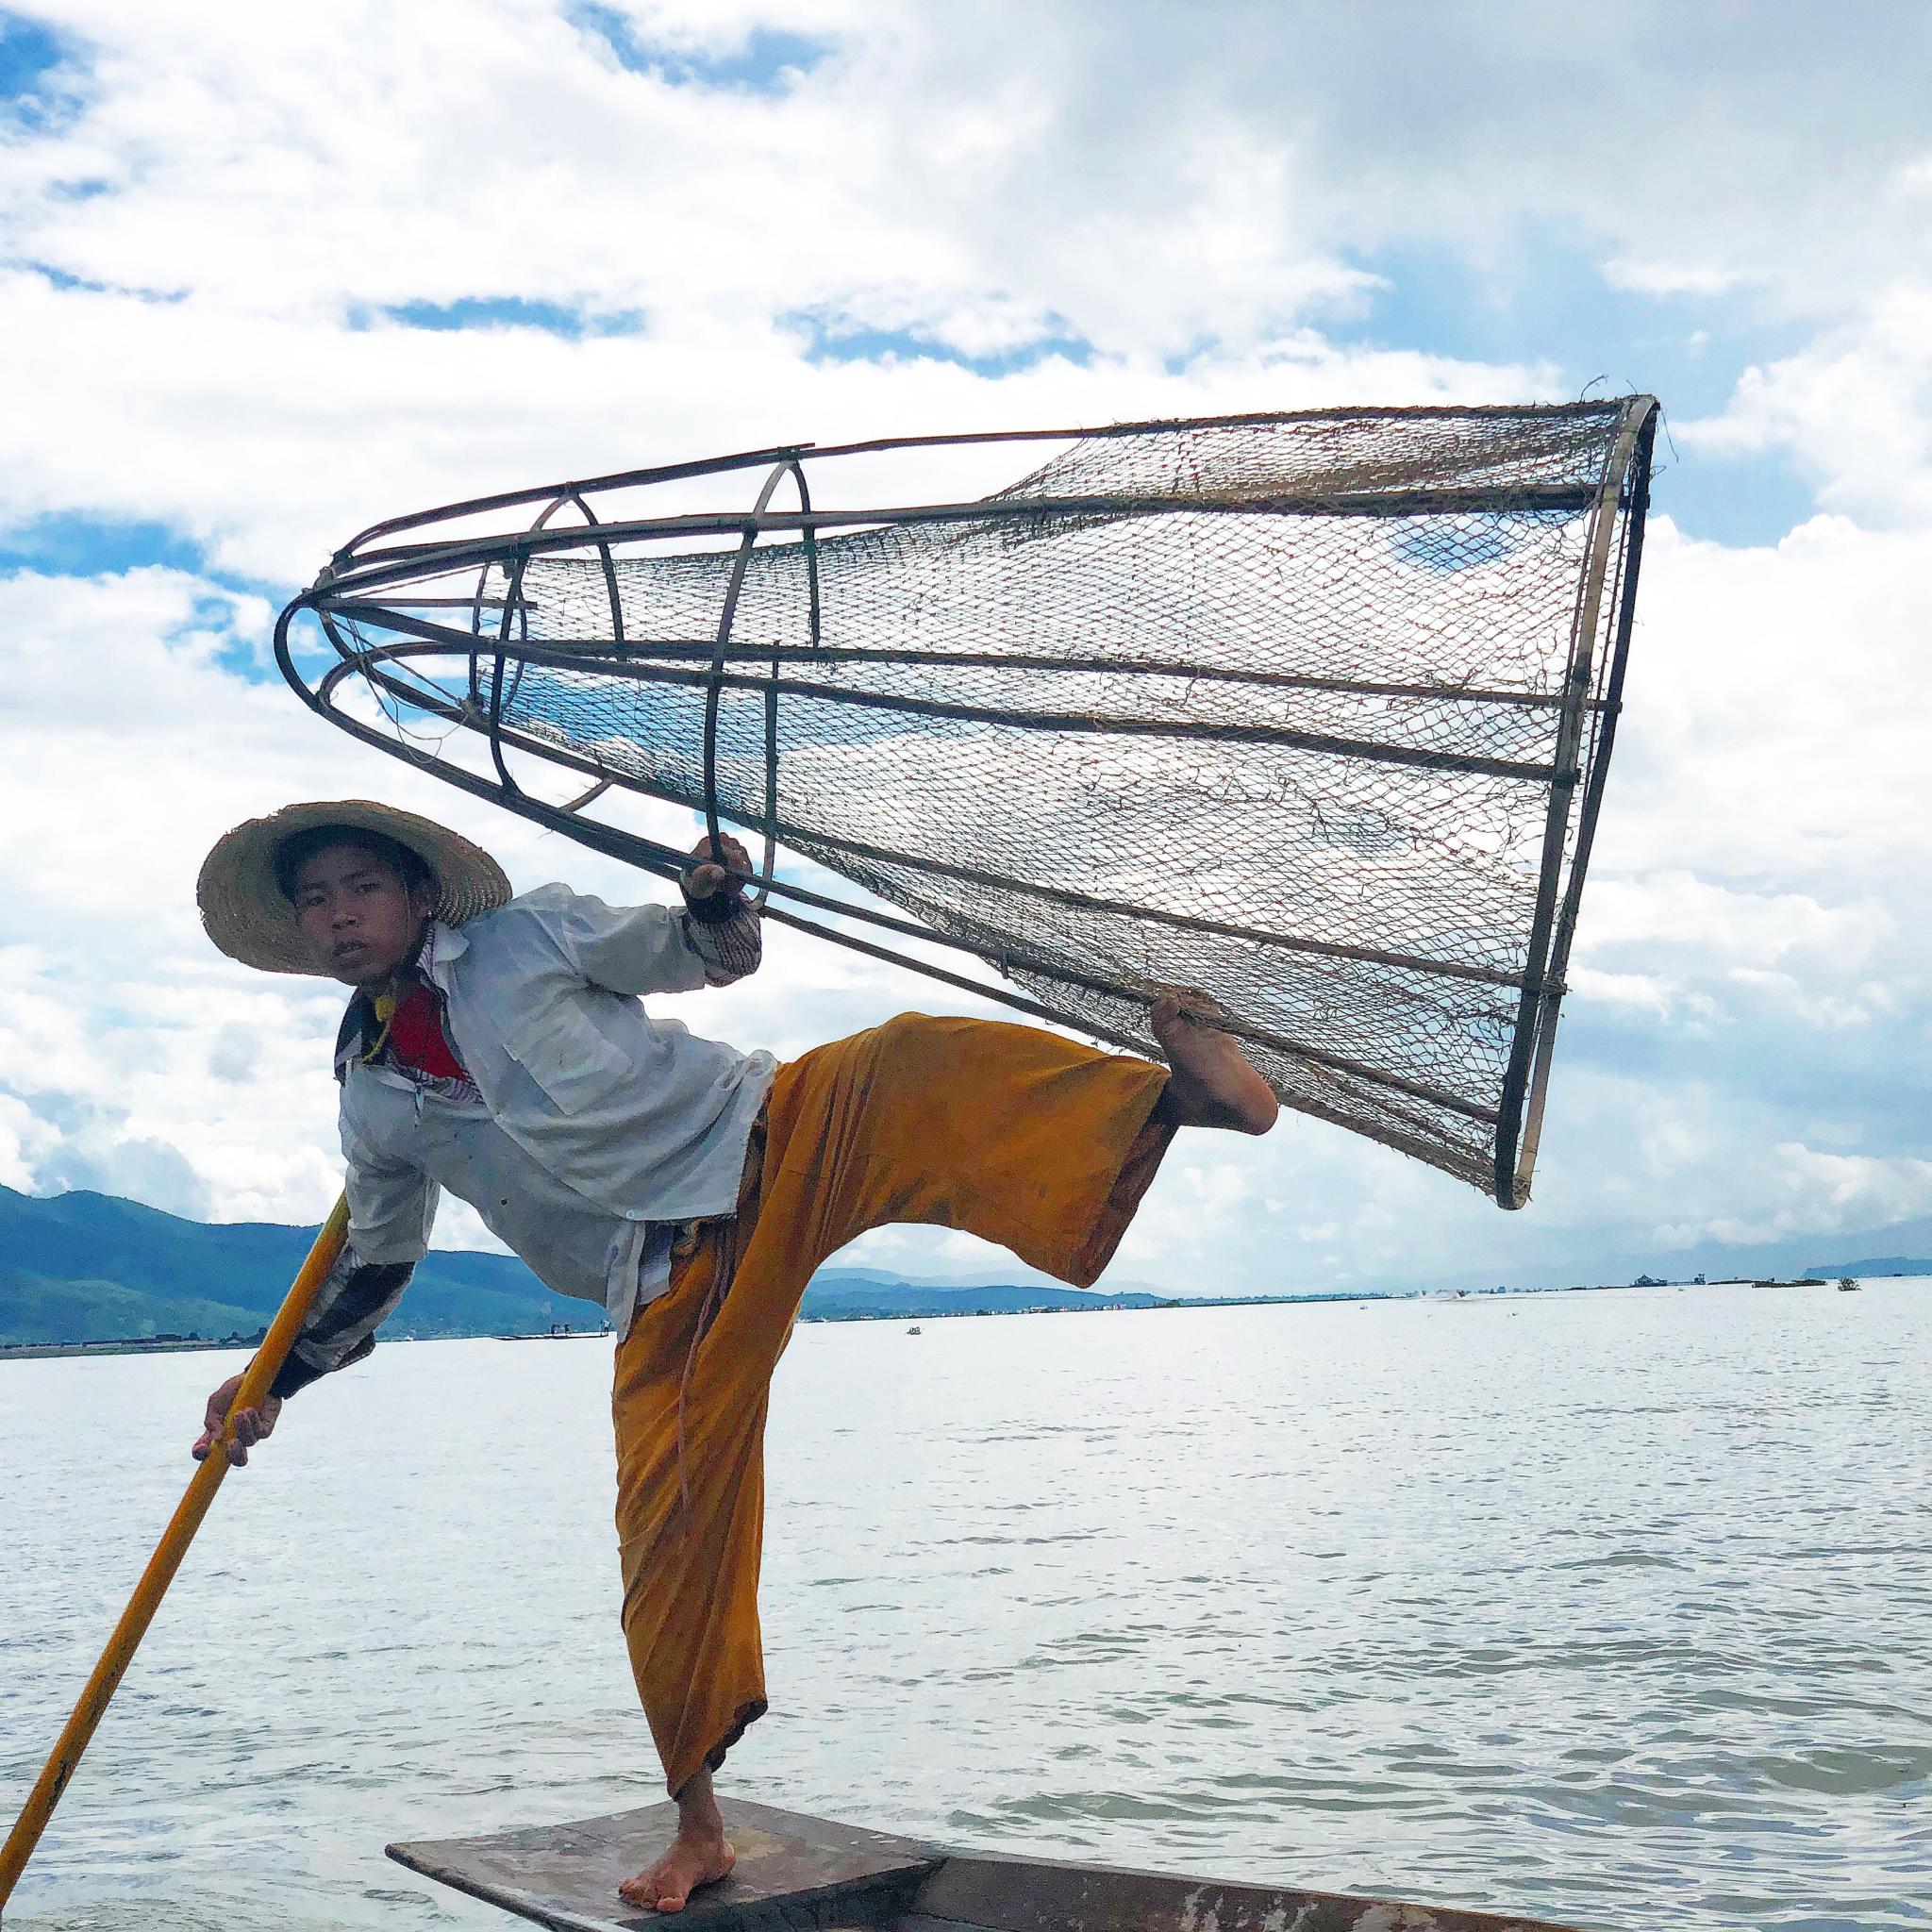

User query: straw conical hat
[197,800,511,974]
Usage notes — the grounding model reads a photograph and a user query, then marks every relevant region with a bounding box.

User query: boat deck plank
[388,1801,1592,1932]
[388,1798,940,1932]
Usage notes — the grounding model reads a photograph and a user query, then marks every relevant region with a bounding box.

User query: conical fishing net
[280,400,1658,1206]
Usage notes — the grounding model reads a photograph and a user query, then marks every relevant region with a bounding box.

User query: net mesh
[295,402,1656,1203]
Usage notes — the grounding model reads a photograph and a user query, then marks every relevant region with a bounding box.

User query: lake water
[2,1281,1928,1932]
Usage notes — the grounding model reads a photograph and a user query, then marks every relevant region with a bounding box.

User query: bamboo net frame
[275,400,1659,1207]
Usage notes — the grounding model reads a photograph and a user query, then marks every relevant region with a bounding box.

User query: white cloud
[1585,517,1932,888]
[1690,1144,1932,1249]
[0,1091,62,1191]
[599,0,863,45]
[1603,260,1745,300]
[0,564,1169,1257]
[0,559,1474,1287]
[0,1,1928,1296]
[1,1,1926,578]
[1680,287,1932,526]
[0,269,1540,583]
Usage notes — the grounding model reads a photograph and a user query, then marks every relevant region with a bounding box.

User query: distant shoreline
[793,1274,1844,1324]
[0,1334,274,1363]
[5,1271,1895,1363]
[0,1321,614,1364]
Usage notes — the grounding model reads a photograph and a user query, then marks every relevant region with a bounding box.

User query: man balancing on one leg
[189,799,1277,1912]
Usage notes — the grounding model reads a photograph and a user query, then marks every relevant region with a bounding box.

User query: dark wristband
[269,1328,377,1400]
[681,885,748,925]
[268,1351,326,1400]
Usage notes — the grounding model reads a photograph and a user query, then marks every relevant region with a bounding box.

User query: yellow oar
[0,1194,350,1916]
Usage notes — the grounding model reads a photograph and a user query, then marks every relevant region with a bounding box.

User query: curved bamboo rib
[323,484,1600,592]
[318,627,1563,786]
[324,606,1589,710]
[333,399,1630,556]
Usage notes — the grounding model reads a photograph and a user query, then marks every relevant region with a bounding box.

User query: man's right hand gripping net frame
[276,397,1659,1208]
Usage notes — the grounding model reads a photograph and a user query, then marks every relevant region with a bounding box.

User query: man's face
[290,841,431,987]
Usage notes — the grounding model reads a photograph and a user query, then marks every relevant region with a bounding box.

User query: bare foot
[1151,991,1279,1135]
[617,1829,736,1914]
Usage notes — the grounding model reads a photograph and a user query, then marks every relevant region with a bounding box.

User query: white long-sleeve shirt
[272,885,771,1396]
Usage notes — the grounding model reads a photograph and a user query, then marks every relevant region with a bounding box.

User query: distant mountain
[0,1184,600,1345]
[1394,1213,1932,1300]
[0,1186,1175,1348]
[803,1274,1168,1320]
[1805,1256,1932,1278]
[10,1185,1928,1357]
[807,1260,1174,1296]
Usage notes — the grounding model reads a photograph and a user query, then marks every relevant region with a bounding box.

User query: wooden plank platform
[388,1800,1592,1932]
[388,1799,941,1932]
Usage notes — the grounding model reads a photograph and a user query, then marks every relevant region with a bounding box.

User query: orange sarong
[610,1012,1173,1793]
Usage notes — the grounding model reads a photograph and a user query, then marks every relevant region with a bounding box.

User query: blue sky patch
[566,5,831,93]
[0,9,80,130]
[21,258,119,294]
[21,258,191,304]
[0,511,212,581]
[789,312,1095,377]
[366,296,646,340]
[173,590,274,682]
[0,516,293,690]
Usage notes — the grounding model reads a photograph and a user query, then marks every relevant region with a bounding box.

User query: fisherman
[189,800,1277,1914]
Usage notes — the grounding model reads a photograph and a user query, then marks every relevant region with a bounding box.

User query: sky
[0,0,1928,1295]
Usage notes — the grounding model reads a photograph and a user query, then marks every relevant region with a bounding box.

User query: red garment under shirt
[385,980,469,1082]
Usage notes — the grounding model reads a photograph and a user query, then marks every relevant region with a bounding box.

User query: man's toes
[617,1842,732,1915]
[617,1868,672,1909]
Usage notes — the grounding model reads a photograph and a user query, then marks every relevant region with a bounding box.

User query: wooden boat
[389,1797,1591,1932]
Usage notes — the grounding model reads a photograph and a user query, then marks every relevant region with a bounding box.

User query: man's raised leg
[610,1009,1275,1909]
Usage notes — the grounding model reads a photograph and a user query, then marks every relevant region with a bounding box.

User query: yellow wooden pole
[0,1194,350,1917]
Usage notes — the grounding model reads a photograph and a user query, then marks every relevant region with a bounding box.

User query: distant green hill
[0,1187,1169,1348]
[0,1185,602,1345]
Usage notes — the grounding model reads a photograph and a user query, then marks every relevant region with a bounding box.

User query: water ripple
[4,1284,1929,1930]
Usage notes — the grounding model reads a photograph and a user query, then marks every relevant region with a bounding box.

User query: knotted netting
[278,399,1658,1207]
